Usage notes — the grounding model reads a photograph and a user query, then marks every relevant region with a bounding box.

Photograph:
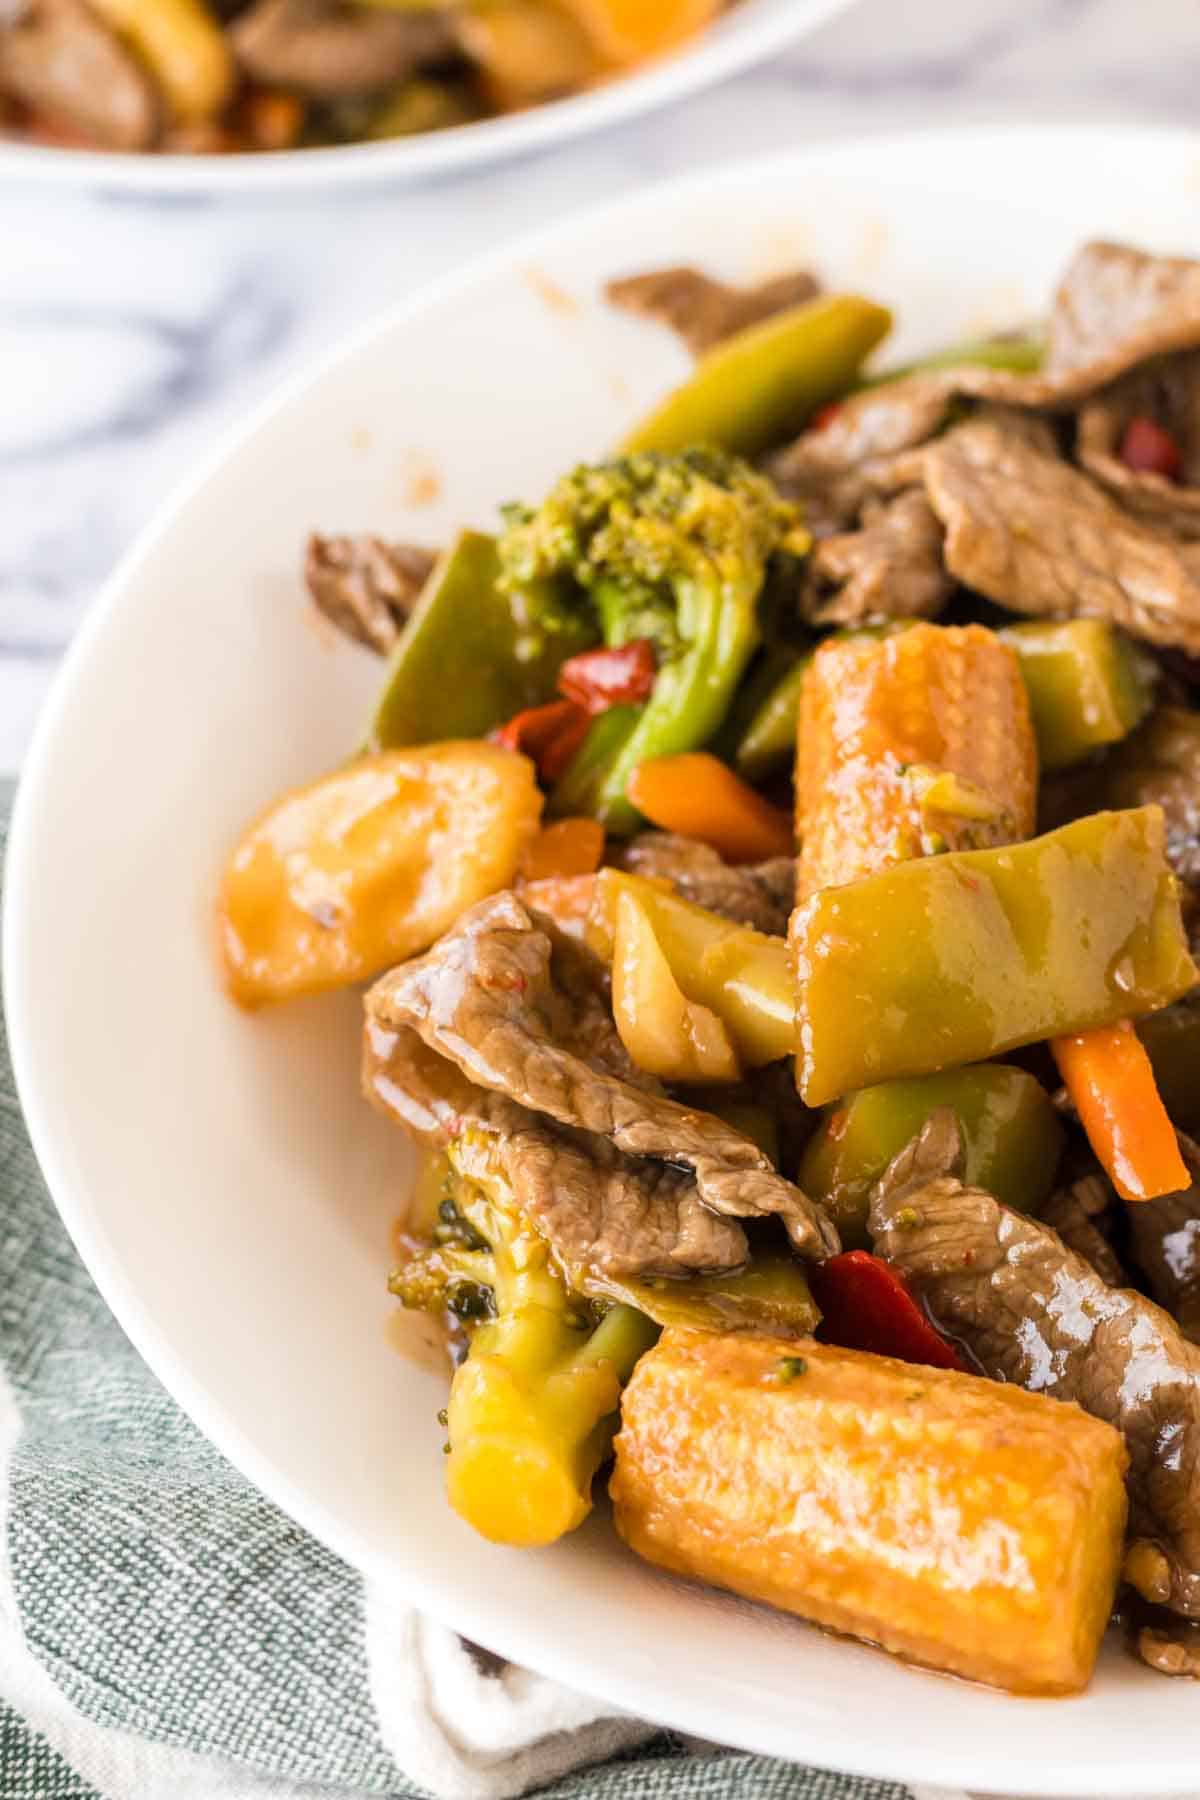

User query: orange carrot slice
[1051,1019,1189,1201]
[627,752,793,864]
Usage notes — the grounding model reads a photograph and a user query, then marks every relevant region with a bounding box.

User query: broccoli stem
[440,1159,658,1546]
[592,569,762,832]
[446,1298,658,1548]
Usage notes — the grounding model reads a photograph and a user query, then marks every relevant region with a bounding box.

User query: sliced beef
[1042,240,1200,394]
[767,375,953,533]
[770,241,1200,530]
[365,1019,747,1284]
[871,1111,1200,1619]
[365,891,837,1258]
[1078,351,1200,539]
[0,0,159,149]
[231,0,455,98]
[1039,1172,1127,1288]
[920,419,1200,655]
[305,533,436,654]
[800,488,951,627]
[604,266,819,357]
[1133,1608,1200,1679]
[1125,1134,1200,1343]
[613,833,793,936]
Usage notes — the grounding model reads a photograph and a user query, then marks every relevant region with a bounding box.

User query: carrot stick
[1051,1019,1189,1202]
[627,753,793,864]
[519,818,606,883]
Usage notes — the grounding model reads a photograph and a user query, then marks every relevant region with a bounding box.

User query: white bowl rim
[0,0,851,193]
[10,121,1200,1795]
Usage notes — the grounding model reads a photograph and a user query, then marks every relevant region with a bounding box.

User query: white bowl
[0,0,850,192]
[8,125,1200,1795]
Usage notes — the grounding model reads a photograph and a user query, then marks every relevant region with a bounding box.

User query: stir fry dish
[218,240,1200,1695]
[0,0,733,155]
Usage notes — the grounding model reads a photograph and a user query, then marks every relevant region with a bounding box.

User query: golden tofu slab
[611,1329,1128,1696]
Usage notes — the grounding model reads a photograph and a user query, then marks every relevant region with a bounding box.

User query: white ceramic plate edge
[10,125,1200,1795]
[0,0,850,192]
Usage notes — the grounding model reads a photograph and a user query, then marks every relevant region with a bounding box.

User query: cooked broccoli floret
[389,1148,657,1547]
[498,448,807,830]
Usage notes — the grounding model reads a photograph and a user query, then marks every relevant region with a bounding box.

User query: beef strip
[1042,240,1200,393]
[920,419,1200,655]
[365,890,837,1258]
[604,266,820,357]
[613,833,793,936]
[771,241,1200,531]
[1078,351,1200,539]
[870,1110,1200,1619]
[1133,1608,1200,1679]
[0,0,159,148]
[1039,1172,1127,1288]
[365,1018,747,1283]
[800,488,951,627]
[767,376,953,533]
[1125,1134,1200,1343]
[305,533,436,654]
[231,0,455,97]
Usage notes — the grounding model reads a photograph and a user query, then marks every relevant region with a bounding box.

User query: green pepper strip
[622,294,892,458]
[798,1065,1064,1248]
[793,807,1197,1106]
[734,653,810,780]
[368,530,594,750]
[855,331,1044,390]
[1000,619,1157,769]
[604,1252,819,1338]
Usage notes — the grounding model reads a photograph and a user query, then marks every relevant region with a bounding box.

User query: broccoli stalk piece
[499,448,808,831]
[390,1148,658,1547]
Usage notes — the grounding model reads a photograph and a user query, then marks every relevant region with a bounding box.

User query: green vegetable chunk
[792,807,1198,1105]
[609,1252,820,1338]
[1001,620,1156,769]
[368,530,592,750]
[799,1065,1064,1247]
[621,294,892,457]
[500,449,805,830]
[857,331,1044,390]
[735,654,809,780]
[1139,995,1200,1135]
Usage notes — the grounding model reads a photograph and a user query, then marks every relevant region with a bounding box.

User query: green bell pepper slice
[590,870,794,1066]
[368,530,593,749]
[1001,619,1156,769]
[607,1252,819,1337]
[1139,995,1200,1135]
[856,330,1044,390]
[548,704,642,818]
[798,1065,1064,1248]
[793,807,1198,1105]
[621,294,892,458]
[734,653,809,781]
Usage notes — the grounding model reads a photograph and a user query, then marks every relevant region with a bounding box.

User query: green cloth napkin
[0,779,924,1800]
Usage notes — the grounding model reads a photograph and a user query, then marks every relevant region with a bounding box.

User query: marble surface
[3,0,1198,772]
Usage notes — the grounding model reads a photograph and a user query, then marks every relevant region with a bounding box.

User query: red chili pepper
[809,1250,967,1372]
[809,400,844,433]
[1119,415,1184,480]
[557,639,657,713]
[492,699,590,781]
